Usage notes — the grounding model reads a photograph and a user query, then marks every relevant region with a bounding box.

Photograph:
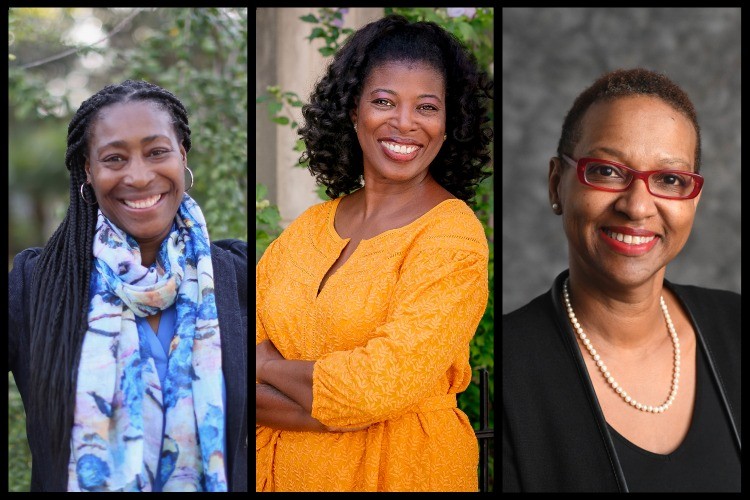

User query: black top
[502,270,741,492]
[610,340,741,492]
[8,240,249,492]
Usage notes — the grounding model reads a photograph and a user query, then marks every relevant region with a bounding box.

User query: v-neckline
[315,195,461,298]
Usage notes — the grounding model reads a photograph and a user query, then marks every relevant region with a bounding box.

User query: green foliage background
[8,8,247,492]
[256,7,494,490]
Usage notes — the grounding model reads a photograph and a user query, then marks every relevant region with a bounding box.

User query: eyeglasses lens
[584,162,696,199]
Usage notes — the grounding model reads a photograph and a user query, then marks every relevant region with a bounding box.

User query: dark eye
[373,99,393,107]
[419,104,438,111]
[655,172,688,187]
[592,164,621,177]
[150,149,170,157]
[103,155,123,163]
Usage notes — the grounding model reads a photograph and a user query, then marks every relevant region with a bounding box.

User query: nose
[613,177,659,220]
[389,104,417,133]
[123,155,155,187]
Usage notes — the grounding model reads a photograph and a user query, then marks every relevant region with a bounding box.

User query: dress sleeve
[311,245,489,428]
[256,239,277,346]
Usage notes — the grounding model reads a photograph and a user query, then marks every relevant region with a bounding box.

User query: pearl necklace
[563,278,681,414]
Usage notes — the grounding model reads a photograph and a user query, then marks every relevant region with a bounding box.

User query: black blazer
[502,270,741,492]
[8,239,248,492]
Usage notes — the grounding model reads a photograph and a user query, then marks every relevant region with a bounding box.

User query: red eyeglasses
[561,155,704,200]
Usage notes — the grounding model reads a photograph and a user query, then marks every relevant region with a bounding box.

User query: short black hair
[29,79,191,474]
[557,68,701,172]
[298,14,493,203]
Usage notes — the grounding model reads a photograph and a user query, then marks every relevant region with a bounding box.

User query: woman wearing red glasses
[502,68,740,492]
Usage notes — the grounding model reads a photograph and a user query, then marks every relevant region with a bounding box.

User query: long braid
[28,79,192,478]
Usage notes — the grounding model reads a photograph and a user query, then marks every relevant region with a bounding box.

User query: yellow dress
[256,196,489,492]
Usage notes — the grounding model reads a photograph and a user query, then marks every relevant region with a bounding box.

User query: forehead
[89,100,176,143]
[362,61,445,95]
[577,95,696,158]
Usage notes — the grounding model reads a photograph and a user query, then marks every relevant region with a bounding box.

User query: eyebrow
[97,135,172,155]
[586,146,693,170]
[370,88,443,103]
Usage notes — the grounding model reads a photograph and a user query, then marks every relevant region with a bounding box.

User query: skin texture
[257,60,453,432]
[84,100,187,268]
[547,95,702,454]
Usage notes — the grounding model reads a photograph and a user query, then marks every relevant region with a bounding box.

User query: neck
[565,268,669,351]
[136,230,170,267]
[357,170,437,220]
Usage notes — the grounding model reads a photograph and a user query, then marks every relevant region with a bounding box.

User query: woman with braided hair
[8,80,247,491]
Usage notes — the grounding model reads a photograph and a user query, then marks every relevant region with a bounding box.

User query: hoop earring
[79,182,97,206]
[185,166,194,192]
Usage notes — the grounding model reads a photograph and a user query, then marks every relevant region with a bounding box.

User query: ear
[350,96,359,126]
[84,158,92,184]
[548,157,563,209]
[179,144,187,165]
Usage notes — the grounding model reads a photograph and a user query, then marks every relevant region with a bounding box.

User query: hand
[255,339,284,382]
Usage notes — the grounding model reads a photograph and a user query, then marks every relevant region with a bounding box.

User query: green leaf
[318,46,336,57]
[267,100,282,117]
[457,21,479,44]
[272,116,290,125]
[307,27,326,41]
[299,14,318,23]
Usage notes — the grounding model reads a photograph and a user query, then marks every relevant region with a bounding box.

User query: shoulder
[211,239,247,263]
[502,291,558,346]
[211,239,248,291]
[9,247,44,284]
[668,281,740,342]
[283,199,336,235]
[411,199,488,256]
[668,281,740,311]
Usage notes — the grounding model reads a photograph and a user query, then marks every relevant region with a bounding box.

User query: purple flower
[332,8,348,28]
[446,8,477,19]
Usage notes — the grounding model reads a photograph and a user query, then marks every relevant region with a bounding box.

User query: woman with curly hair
[255,14,493,492]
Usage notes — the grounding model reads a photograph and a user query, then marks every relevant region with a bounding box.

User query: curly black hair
[557,68,701,173]
[298,14,493,202]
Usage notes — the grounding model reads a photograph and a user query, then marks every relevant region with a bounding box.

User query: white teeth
[123,194,161,209]
[606,230,655,245]
[382,141,419,155]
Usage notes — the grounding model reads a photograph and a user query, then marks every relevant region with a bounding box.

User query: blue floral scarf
[67,194,228,492]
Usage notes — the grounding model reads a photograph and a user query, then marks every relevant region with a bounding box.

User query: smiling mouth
[379,140,422,162]
[121,194,163,209]
[603,228,657,246]
[381,141,420,154]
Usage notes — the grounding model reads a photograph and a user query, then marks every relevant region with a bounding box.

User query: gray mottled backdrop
[502,7,741,314]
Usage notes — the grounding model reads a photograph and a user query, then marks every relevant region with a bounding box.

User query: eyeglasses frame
[560,154,704,200]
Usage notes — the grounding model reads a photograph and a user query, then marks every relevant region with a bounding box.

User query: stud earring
[354,122,357,132]
[444,134,447,141]
[552,203,560,212]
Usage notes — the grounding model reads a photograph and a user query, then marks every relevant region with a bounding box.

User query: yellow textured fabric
[256,196,489,492]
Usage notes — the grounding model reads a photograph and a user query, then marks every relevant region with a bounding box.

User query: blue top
[135,304,228,492]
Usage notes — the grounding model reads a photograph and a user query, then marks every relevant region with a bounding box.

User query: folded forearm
[256,382,327,432]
